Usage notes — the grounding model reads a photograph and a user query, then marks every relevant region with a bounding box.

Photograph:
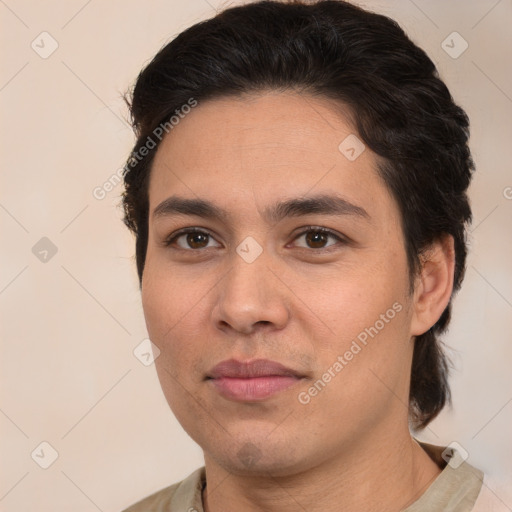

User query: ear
[410,234,455,337]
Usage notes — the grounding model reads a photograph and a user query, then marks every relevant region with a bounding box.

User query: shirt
[122,442,496,512]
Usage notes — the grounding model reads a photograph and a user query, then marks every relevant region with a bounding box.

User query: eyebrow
[152,194,370,224]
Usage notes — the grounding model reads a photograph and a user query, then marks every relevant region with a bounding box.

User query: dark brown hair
[122,0,474,429]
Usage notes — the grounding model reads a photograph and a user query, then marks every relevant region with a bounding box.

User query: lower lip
[209,376,300,401]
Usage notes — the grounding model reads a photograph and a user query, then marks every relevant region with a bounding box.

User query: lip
[206,359,304,402]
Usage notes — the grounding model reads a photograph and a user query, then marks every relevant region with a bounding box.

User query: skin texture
[141,91,455,512]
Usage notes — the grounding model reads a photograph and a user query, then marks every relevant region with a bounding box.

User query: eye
[164,226,346,252]
[164,228,221,250]
[291,226,346,250]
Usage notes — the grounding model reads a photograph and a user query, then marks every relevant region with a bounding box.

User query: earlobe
[410,235,455,337]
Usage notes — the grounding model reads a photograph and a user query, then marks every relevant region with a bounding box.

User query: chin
[205,434,313,478]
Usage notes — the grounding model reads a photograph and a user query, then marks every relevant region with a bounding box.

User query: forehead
[152,91,356,170]
[148,92,397,226]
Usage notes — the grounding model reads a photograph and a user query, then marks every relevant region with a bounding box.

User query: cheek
[296,302,412,435]
[141,249,210,336]
[141,259,202,376]
[291,257,407,340]
[295,253,412,393]
[141,267,207,423]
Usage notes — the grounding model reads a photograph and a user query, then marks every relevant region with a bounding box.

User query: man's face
[142,92,416,476]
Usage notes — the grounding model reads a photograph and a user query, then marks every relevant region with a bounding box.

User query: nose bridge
[213,241,289,333]
[227,254,266,304]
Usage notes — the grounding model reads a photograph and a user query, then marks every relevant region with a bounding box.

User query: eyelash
[163,226,346,252]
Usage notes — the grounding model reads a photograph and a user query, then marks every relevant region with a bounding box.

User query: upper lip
[207,359,304,379]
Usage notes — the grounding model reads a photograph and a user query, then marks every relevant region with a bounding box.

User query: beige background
[1,0,511,510]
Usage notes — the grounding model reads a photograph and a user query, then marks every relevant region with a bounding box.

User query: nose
[212,249,290,335]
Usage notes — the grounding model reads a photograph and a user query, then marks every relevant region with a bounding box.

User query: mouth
[206,358,305,402]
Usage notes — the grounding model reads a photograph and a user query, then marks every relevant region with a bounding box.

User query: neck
[202,429,441,512]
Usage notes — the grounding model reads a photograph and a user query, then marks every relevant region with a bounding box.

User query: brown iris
[305,230,329,249]
[187,232,209,249]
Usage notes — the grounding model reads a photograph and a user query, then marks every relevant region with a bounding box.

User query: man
[120,1,490,510]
